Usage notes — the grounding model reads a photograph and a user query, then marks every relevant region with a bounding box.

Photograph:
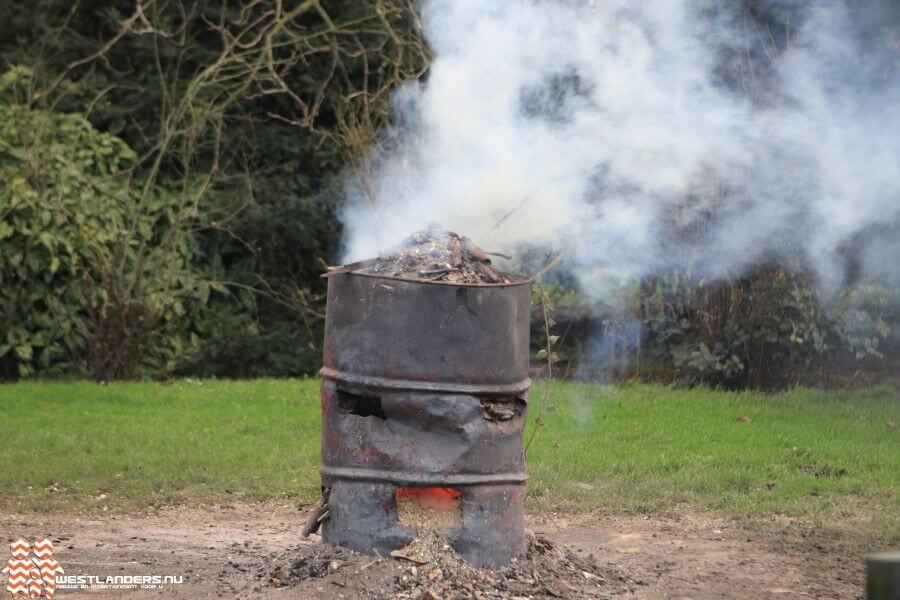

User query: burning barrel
[318,268,531,567]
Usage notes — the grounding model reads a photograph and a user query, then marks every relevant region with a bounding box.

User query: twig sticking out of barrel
[459,236,490,263]
[478,262,502,283]
[321,259,378,277]
[301,488,331,537]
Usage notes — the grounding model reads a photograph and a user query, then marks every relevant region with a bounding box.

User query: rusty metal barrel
[319,272,531,567]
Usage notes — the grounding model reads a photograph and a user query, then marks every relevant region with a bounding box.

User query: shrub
[0,68,212,379]
[638,266,889,389]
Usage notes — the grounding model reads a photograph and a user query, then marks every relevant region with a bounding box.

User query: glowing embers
[396,487,462,530]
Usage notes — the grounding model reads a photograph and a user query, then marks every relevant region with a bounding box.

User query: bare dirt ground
[1,503,866,599]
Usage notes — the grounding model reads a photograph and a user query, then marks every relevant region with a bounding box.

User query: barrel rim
[322,466,529,485]
[321,367,532,395]
[328,270,533,288]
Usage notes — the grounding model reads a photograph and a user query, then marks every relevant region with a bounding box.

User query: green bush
[533,264,894,389]
[639,267,890,389]
[0,68,213,379]
[177,192,341,378]
[0,1,426,379]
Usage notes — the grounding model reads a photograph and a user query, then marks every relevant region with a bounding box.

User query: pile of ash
[266,543,359,584]
[389,530,627,599]
[326,225,518,284]
[264,530,631,599]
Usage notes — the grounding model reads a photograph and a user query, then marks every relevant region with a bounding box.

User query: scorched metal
[316,271,531,567]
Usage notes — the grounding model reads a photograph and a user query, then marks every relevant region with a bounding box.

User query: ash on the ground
[328,225,519,284]
[264,530,632,599]
[266,543,360,584]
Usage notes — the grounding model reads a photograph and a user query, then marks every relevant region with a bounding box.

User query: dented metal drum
[320,272,531,567]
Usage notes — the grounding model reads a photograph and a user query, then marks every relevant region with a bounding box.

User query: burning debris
[326,224,515,283]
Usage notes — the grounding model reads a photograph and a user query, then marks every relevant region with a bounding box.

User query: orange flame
[396,486,461,511]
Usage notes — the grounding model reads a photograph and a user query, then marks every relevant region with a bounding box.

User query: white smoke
[341,0,899,293]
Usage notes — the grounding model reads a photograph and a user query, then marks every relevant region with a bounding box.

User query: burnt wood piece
[301,487,331,537]
[459,236,491,263]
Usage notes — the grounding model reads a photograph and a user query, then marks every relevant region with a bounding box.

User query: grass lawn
[0,379,896,537]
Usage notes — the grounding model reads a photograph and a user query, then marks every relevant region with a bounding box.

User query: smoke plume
[341,0,899,294]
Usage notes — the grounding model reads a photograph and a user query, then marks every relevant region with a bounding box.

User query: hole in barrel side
[480,396,526,422]
[336,389,386,420]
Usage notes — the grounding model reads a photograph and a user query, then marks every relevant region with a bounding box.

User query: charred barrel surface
[320,272,531,566]
[322,273,530,391]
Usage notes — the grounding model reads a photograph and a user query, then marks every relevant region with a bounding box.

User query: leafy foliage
[0,67,212,379]
[639,267,891,388]
[532,264,894,389]
[0,1,427,379]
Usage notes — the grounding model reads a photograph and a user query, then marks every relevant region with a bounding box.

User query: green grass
[0,379,896,535]
[526,382,897,520]
[0,380,322,511]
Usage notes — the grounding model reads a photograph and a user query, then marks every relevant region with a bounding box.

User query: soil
[328,225,517,284]
[0,503,868,599]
